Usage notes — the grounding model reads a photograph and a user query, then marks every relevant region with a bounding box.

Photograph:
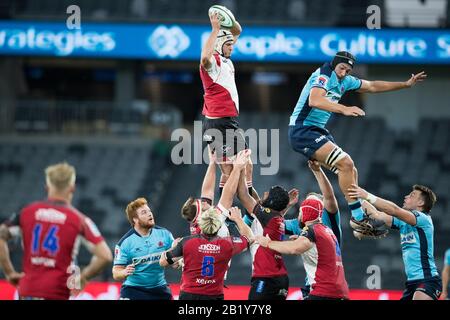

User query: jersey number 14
[32,224,60,256]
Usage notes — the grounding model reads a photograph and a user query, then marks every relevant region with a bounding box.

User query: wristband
[366,193,377,205]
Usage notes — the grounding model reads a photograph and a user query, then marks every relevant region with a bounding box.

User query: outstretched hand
[342,106,365,117]
[348,184,368,200]
[288,188,299,207]
[405,71,427,88]
[209,12,221,31]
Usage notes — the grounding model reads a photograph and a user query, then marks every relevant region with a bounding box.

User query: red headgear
[300,198,324,223]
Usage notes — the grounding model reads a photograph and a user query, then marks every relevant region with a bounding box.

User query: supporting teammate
[255,197,349,300]
[0,162,112,300]
[288,50,427,236]
[348,184,441,300]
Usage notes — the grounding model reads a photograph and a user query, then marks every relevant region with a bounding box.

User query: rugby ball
[208,5,235,28]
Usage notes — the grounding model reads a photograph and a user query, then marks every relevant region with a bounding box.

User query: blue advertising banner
[0,20,449,64]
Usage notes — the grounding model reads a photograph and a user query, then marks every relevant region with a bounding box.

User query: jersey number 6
[201,256,215,277]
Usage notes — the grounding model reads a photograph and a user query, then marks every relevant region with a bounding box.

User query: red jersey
[301,223,349,299]
[250,204,288,278]
[167,234,248,296]
[200,53,239,118]
[5,198,104,300]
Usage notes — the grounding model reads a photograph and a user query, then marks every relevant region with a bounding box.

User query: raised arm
[361,200,393,228]
[308,160,338,213]
[309,87,365,117]
[201,148,217,202]
[357,71,426,93]
[228,207,254,244]
[218,150,251,209]
[237,164,257,213]
[200,13,221,70]
[348,184,417,226]
[229,20,242,43]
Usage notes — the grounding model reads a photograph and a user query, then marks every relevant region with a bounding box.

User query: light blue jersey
[446,249,450,266]
[289,62,361,128]
[114,227,174,288]
[391,210,439,281]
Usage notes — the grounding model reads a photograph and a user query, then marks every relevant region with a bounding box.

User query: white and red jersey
[300,222,349,299]
[167,234,248,296]
[4,198,104,300]
[200,53,239,118]
[249,204,288,278]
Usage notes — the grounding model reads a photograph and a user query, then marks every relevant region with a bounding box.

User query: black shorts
[400,276,442,300]
[202,117,247,161]
[288,125,336,160]
[248,275,289,300]
[119,285,172,300]
[179,291,224,300]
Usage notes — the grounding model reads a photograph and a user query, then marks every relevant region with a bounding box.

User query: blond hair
[198,207,222,235]
[126,197,148,226]
[45,162,76,192]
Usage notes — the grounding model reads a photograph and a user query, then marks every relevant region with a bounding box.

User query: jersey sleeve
[300,225,316,243]
[285,218,301,235]
[80,216,104,245]
[344,75,362,91]
[311,73,331,91]
[445,249,450,266]
[252,203,281,227]
[391,217,404,230]
[114,241,130,266]
[230,235,249,255]
[165,230,175,250]
[322,209,342,246]
[203,54,220,78]
[412,210,430,228]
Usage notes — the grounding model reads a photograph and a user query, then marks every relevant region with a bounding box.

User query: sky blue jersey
[289,62,362,128]
[114,226,174,288]
[391,211,439,281]
[445,249,450,266]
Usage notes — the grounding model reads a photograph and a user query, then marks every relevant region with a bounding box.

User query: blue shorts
[120,284,172,300]
[288,125,336,160]
[400,276,442,300]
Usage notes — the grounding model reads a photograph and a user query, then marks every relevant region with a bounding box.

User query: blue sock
[348,200,364,221]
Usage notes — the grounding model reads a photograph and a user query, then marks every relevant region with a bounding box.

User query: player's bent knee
[325,146,349,170]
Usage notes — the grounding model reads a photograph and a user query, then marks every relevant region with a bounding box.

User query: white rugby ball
[208,5,235,28]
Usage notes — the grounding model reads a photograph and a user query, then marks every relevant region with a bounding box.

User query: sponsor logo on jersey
[132,252,162,266]
[158,241,164,247]
[318,76,327,87]
[401,232,417,244]
[232,237,243,243]
[114,246,121,260]
[35,208,67,224]
[196,278,216,285]
[31,256,56,267]
[198,243,221,253]
[315,135,326,144]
